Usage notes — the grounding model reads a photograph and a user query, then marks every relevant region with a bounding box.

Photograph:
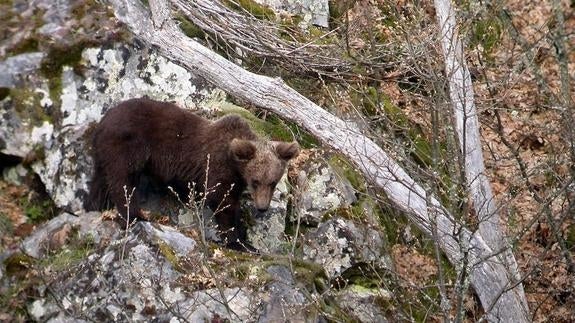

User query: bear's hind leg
[85,164,111,211]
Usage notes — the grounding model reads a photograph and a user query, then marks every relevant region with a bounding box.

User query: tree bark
[108,0,530,320]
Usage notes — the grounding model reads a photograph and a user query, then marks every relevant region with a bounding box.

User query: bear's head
[230,138,300,212]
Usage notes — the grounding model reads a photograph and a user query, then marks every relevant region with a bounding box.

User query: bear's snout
[251,187,273,213]
[253,198,271,213]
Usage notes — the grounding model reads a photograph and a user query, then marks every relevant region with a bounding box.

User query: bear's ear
[230,138,256,162]
[275,141,300,161]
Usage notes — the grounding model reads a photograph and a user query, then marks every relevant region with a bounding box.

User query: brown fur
[85,98,299,249]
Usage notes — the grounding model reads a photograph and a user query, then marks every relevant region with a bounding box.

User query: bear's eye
[252,180,261,188]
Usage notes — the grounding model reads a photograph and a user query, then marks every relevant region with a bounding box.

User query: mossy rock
[4,252,35,277]
[328,154,367,193]
[9,88,52,126]
[39,229,96,272]
[335,262,390,289]
[157,240,184,272]
[222,0,275,20]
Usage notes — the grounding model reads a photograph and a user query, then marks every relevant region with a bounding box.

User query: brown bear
[85,98,299,250]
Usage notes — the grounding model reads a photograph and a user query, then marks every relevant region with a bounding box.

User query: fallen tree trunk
[108,0,530,320]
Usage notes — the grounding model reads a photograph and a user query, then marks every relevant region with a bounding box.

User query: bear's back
[93,98,209,147]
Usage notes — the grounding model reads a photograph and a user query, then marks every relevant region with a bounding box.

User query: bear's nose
[256,207,268,213]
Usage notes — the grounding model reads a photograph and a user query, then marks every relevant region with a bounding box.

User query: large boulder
[292,150,358,226]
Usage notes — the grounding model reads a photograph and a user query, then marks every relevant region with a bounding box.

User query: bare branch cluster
[173,0,413,79]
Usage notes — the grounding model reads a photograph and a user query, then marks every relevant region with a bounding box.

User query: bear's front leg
[105,165,145,228]
[211,200,256,252]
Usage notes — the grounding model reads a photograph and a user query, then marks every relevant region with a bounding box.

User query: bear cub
[85,98,299,250]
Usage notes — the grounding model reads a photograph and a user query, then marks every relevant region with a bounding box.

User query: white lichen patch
[296,158,356,224]
[30,121,54,144]
[303,220,353,277]
[35,87,53,108]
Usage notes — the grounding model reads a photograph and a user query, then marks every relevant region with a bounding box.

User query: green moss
[328,154,366,192]
[230,263,251,281]
[407,126,433,167]
[4,252,34,277]
[44,244,92,272]
[0,212,13,240]
[470,17,502,56]
[158,241,184,271]
[338,262,389,289]
[176,14,205,39]
[352,195,384,221]
[222,0,275,20]
[566,224,575,249]
[18,195,55,223]
[354,86,408,128]
[40,43,86,79]
[0,87,9,100]
[38,41,91,110]
[47,73,62,110]
[290,258,328,289]
[219,104,294,141]
[10,37,39,55]
[9,88,51,126]
[286,121,320,149]
[38,229,95,271]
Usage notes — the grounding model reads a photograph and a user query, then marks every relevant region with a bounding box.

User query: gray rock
[30,124,92,213]
[18,215,319,322]
[24,220,187,322]
[0,100,54,158]
[21,212,119,258]
[303,218,390,278]
[138,222,196,258]
[180,287,258,322]
[258,265,311,322]
[22,212,79,258]
[294,153,357,225]
[28,298,60,322]
[336,285,391,322]
[2,164,29,186]
[176,174,291,252]
[0,52,45,87]
[248,174,290,253]
[255,0,329,28]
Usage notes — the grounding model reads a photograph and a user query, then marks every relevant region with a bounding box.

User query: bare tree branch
[108,0,530,320]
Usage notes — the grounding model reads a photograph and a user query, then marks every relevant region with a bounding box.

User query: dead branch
[108,0,530,320]
[172,0,412,79]
[433,0,529,320]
